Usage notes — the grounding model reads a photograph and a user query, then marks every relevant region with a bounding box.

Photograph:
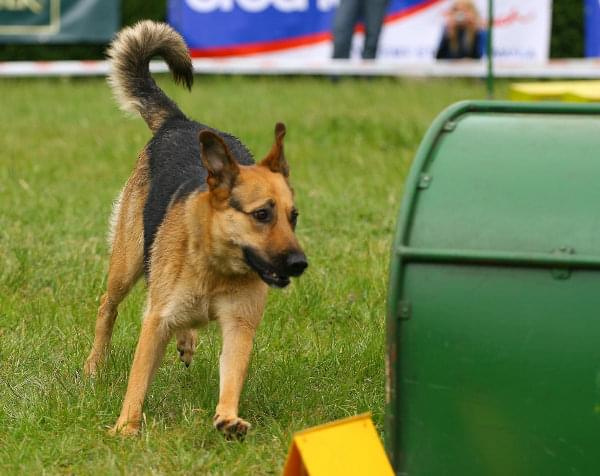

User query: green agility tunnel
[386,101,600,475]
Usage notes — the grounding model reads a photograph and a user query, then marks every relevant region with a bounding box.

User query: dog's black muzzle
[284,251,308,277]
[243,247,308,288]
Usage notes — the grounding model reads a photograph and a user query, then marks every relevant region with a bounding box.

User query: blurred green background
[0,0,586,61]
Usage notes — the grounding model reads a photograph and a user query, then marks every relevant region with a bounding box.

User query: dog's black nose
[285,252,308,277]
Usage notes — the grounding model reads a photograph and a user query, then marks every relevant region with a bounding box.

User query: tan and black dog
[83,21,307,438]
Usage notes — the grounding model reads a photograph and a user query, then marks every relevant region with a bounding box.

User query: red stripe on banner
[190,0,444,58]
[190,31,332,58]
[36,61,53,71]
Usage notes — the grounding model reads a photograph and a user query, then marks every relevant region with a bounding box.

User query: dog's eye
[290,209,299,229]
[252,208,271,223]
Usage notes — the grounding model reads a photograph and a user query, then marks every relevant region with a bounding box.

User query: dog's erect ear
[199,130,239,197]
[260,122,289,177]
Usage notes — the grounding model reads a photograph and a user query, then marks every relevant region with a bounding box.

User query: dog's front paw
[83,360,97,377]
[108,419,140,437]
[213,414,251,440]
[83,354,100,377]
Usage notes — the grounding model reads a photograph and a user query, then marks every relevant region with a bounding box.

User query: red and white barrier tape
[0,58,599,78]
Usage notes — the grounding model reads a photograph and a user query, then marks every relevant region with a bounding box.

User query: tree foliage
[550,0,584,58]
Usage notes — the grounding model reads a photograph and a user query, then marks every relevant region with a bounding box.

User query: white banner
[475,0,552,62]
[377,0,553,63]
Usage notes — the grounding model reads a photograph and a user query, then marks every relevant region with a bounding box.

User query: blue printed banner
[167,0,551,62]
[585,0,600,57]
[168,0,435,57]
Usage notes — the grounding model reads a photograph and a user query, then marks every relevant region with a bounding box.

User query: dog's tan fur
[83,21,306,438]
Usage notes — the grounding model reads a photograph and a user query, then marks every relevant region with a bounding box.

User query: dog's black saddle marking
[143,117,254,275]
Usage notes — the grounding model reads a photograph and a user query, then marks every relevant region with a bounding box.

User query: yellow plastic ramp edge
[282,413,394,476]
[509,80,600,102]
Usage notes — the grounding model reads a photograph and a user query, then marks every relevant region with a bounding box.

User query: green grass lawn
[0,75,504,475]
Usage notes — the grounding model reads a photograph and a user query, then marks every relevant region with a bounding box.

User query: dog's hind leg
[176,328,198,367]
[84,250,143,376]
[84,180,146,376]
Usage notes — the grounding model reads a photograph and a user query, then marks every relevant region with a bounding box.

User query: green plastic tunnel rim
[384,99,600,471]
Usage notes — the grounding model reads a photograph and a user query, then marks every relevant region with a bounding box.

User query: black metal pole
[486,0,494,98]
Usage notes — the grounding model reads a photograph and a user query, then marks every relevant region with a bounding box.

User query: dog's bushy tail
[107,20,193,133]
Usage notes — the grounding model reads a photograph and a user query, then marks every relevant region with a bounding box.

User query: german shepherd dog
[83,21,307,438]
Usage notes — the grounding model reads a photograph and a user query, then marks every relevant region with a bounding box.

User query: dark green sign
[0,0,119,43]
